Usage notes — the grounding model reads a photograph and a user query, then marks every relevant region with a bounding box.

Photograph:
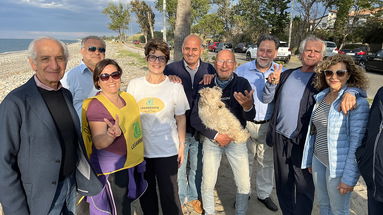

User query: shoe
[187,199,203,214]
[257,197,278,212]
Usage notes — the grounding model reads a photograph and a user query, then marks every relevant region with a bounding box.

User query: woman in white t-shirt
[127,39,189,215]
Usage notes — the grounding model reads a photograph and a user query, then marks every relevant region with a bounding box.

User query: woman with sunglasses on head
[81,58,147,215]
[127,39,189,215]
[301,54,369,215]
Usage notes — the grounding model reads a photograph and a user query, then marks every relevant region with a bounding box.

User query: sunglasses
[147,55,167,63]
[88,46,106,53]
[323,70,347,78]
[99,71,122,81]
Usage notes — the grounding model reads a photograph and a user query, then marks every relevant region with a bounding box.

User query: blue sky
[0,0,163,40]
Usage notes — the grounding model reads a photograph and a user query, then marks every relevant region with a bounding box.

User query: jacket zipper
[373,121,383,197]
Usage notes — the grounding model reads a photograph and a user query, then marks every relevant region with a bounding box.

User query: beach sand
[0,41,368,215]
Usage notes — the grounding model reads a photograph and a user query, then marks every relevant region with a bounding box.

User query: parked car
[324,41,338,58]
[245,41,291,63]
[208,42,219,52]
[234,43,248,53]
[359,49,383,73]
[215,42,233,53]
[275,41,291,63]
[338,43,369,65]
[132,40,140,45]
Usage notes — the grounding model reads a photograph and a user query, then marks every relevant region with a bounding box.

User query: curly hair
[144,39,170,63]
[93,58,123,90]
[313,54,368,91]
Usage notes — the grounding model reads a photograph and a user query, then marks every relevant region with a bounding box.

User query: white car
[324,41,338,58]
[245,41,291,63]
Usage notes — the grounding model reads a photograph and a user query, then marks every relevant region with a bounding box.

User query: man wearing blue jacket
[191,50,254,215]
[164,34,216,214]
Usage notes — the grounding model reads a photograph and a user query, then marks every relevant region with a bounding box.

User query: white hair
[27,36,69,61]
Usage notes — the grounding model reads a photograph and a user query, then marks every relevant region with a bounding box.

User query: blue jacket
[301,86,369,186]
[164,60,216,133]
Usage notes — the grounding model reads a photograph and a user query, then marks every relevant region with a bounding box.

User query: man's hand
[267,64,283,85]
[214,133,233,147]
[199,74,215,85]
[337,182,354,195]
[234,89,254,111]
[104,115,121,138]
[168,75,182,83]
[339,92,356,115]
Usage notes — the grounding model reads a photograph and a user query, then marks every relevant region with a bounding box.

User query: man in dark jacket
[191,50,254,215]
[164,34,216,213]
[357,86,383,215]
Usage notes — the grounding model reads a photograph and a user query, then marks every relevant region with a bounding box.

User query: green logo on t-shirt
[133,122,142,138]
[146,99,154,106]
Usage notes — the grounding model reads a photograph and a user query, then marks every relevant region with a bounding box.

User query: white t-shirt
[127,76,190,158]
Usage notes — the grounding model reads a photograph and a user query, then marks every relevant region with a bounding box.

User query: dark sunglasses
[147,55,167,63]
[88,46,106,53]
[323,70,347,78]
[99,71,122,81]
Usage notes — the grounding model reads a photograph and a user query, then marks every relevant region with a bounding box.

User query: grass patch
[117,50,147,66]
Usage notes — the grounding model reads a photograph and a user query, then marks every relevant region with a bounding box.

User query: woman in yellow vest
[81,59,147,215]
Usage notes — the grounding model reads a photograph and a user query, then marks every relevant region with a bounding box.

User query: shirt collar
[34,75,62,91]
[183,59,200,71]
[252,60,277,74]
[80,61,92,74]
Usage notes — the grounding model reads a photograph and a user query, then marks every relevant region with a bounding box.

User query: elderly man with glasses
[61,35,106,118]
[191,50,254,215]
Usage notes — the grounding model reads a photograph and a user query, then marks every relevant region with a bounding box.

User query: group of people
[0,33,382,215]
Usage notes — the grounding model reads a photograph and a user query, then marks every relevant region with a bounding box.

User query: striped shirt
[312,99,330,167]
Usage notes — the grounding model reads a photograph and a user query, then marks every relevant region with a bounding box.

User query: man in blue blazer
[0,37,102,215]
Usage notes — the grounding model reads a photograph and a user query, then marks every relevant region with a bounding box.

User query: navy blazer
[0,77,102,215]
[164,60,216,133]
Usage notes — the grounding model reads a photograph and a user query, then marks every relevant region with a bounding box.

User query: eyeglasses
[99,71,122,81]
[216,59,235,65]
[323,70,347,78]
[88,46,106,53]
[147,55,167,63]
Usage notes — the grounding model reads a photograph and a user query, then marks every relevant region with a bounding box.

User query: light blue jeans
[312,155,352,215]
[48,174,76,215]
[201,138,250,215]
[177,134,202,203]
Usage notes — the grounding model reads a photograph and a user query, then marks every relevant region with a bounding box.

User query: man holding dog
[164,34,216,214]
[235,34,280,212]
[191,49,254,215]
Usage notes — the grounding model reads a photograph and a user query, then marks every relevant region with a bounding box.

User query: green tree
[260,0,290,40]
[156,0,210,32]
[131,0,155,43]
[102,2,130,42]
[192,13,225,39]
[333,0,353,46]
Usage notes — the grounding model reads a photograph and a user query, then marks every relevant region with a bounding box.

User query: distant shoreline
[0,38,78,54]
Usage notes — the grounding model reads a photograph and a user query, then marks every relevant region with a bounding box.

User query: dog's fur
[198,86,250,143]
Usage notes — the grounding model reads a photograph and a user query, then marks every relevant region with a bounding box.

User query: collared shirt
[34,75,63,91]
[183,59,200,85]
[235,60,280,121]
[61,61,99,118]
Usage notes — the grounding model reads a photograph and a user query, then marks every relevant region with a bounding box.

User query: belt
[252,119,270,124]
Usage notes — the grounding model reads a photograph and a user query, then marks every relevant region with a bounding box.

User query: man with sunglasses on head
[164,34,216,214]
[61,35,106,118]
[263,35,364,215]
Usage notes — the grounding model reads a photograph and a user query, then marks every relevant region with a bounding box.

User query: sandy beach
[0,41,368,215]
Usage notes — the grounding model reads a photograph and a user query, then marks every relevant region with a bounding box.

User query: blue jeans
[48,174,76,215]
[177,134,202,203]
[201,138,250,215]
[312,155,352,215]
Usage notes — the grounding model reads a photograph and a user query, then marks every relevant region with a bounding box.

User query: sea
[0,38,78,54]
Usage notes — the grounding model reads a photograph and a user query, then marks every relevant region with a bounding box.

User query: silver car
[324,41,338,58]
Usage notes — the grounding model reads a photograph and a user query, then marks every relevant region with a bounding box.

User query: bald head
[182,34,204,69]
[215,50,236,80]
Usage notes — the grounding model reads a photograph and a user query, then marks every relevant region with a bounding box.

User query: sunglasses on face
[323,70,347,78]
[147,55,167,63]
[88,46,106,53]
[99,71,122,81]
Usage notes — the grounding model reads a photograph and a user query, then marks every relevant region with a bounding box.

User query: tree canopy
[102,2,130,42]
